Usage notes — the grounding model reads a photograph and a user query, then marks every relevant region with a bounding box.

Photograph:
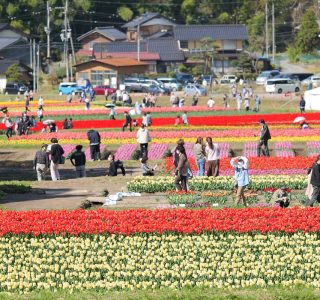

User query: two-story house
[174,24,248,73]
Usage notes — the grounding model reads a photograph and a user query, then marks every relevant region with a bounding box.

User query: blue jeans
[196,158,205,176]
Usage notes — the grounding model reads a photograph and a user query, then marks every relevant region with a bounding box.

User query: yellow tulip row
[2,135,320,146]
[1,233,320,293]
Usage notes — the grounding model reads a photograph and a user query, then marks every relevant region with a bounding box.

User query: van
[265,78,300,94]
[220,75,237,84]
[256,70,280,85]
[59,82,83,95]
[157,78,182,91]
[4,82,27,94]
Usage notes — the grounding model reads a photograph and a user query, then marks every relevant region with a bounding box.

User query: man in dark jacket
[33,144,50,181]
[49,138,64,181]
[257,119,271,157]
[70,145,86,177]
[87,129,101,161]
[107,154,126,176]
[306,155,320,206]
[122,111,132,132]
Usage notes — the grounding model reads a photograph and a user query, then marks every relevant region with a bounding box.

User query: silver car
[184,84,207,96]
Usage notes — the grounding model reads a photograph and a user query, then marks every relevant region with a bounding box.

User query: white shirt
[207,99,215,107]
[122,93,129,101]
[38,97,44,106]
[136,128,151,144]
[205,144,220,160]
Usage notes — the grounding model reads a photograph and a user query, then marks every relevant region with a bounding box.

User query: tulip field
[2,97,320,298]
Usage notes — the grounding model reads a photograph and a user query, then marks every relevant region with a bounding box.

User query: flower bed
[128,175,307,193]
[244,142,258,157]
[306,141,320,157]
[114,144,137,160]
[2,208,320,292]
[274,142,295,158]
[148,143,168,160]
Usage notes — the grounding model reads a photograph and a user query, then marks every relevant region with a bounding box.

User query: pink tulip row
[61,144,106,160]
[148,144,168,160]
[114,144,137,161]
[244,142,258,157]
[306,142,320,157]
[274,142,295,158]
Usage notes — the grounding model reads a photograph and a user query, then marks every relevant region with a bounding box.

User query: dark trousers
[140,143,148,158]
[258,140,270,157]
[306,185,320,207]
[122,122,132,132]
[90,144,100,160]
[207,160,220,177]
[175,175,187,191]
[6,127,13,138]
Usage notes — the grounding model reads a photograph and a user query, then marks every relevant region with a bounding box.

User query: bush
[287,46,301,63]
[101,149,111,160]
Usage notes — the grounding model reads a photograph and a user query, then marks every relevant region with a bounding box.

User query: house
[0,59,32,91]
[122,12,175,41]
[0,23,31,67]
[74,57,148,87]
[174,24,248,73]
[77,26,126,56]
[93,38,185,73]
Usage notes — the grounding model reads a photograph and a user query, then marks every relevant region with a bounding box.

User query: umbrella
[105,103,115,108]
[0,106,7,112]
[293,116,306,124]
[43,119,55,125]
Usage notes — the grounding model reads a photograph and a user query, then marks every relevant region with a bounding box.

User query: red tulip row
[1,207,320,235]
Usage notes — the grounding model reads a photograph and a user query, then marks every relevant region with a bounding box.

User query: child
[133,119,138,127]
[174,115,181,126]
[70,145,86,178]
[182,111,188,125]
[140,157,157,176]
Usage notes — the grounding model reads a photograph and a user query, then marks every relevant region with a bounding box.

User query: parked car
[302,75,320,87]
[256,70,280,85]
[273,74,300,82]
[4,82,27,94]
[93,85,116,95]
[176,73,194,85]
[220,75,237,85]
[146,84,169,95]
[265,78,300,94]
[59,82,83,95]
[184,84,207,96]
[156,78,182,91]
[123,77,150,92]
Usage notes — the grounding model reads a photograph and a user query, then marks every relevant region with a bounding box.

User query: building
[122,12,175,41]
[174,24,248,73]
[0,23,31,67]
[74,58,148,88]
[77,26,126,57]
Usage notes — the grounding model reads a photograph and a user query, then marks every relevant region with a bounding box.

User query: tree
[287,46,301,63]
[196,37,218,74]
[295,9,320,54]
[231,54,253,79]
[5,64,25,83]
[117,6,133,22]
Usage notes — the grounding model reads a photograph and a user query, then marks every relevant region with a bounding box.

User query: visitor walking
[70,145,86,178]
[104,88,109,100]
[38,95,44,107]
[37,106,44,122]
[2,115,13,139]
[223,94,228,109]
[300,96,306,113]
[182,111,188,125]
[136,124,151,158]
[87,129,101,161]
[255,95,261,112]
[33,144,49,181]
[146,112,152,126]
[236,93,242,110]
[174,145,189,192]
[205,137,220,177]
[48,138,64,181]
[122,111,132,132]
[230,156,249,206]
[258,119,271,157]
[207,97,215,108]
[306,155,320,207]
[193,137,205,176]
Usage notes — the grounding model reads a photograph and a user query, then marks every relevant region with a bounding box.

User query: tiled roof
[174,24,248,41]
[0,59,31,73]
[141,18,175,27]
[147,30,173,39]
[77,27,126,41]
[122,12,160,28]
[74,57,148,68]
[101,52,160,60]
[0,37,20,50]
[93,38,185,62]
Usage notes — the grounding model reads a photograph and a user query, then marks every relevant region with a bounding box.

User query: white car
[220,75,237,84]
[256,70,280,85]
[265,78,300,94]
[302,75,320,87]
[184,84,208,96]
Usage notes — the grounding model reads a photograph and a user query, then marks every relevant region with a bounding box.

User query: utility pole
[37,43,40,92]
[137,24,140,61]
[265,2,269,58]
[64,0,69,81]
[29,40,33,69]
[33,39,36,93]
[67,18,76,64]
[272,2,275,62]
[45,1,51,68]
[69,54,73,80]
